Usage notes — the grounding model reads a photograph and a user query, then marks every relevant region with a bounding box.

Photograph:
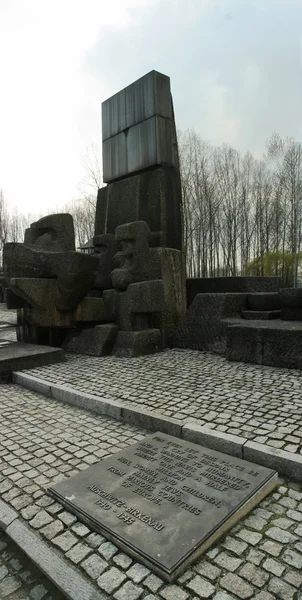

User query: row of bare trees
[2,134,302,285]
[180,131,302,284]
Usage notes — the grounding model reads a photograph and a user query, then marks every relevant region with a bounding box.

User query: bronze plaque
[48,432,277,580]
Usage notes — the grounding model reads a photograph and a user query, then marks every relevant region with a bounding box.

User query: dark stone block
[241,310,281,320]
[0,342,65,382]
[24,213,75,251]
[95,166,182,251]
[4,246,100,311]
[63,324,118,356]
[173,293,247,353]
[92,233,118,290]
[186,277,280,306]
[281,307,302,320]
[247,293,280,311]
[113,329,161,356]
[48,432,277,582]
[280,288,302,308]
[226,325,263,364]
[262,327,302,369]
[6,289,28,310]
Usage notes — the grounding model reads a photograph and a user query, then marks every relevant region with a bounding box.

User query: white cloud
[0,0,154,212]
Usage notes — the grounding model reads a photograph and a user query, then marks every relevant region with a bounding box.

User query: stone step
[241,310,281,320]
[0,342,65,382]
[226,320,302,369]
[247,293,280,311]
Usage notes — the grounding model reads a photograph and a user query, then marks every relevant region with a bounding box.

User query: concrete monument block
[112,329,161,357]
[173,293,247,353]
[103,116,174,182]
[102,70,172,141]
[63,324,118,356]
[24,213,75,251]
[95,166,183,251]
[4,245,100,312]
[111,221,160,291]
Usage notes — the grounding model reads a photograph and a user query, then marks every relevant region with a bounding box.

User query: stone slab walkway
[0,529,66,599]
[21,349,302,456]
[1,384,302,600]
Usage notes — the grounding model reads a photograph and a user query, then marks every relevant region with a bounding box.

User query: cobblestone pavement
[23,348,302,455]
[1,385,302,599]
[0,529,66,599]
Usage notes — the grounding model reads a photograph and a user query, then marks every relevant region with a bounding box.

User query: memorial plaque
[48,433,277,581]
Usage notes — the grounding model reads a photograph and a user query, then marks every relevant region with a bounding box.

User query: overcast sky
[0,0,301,213]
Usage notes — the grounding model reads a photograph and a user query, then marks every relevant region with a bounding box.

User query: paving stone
[81,554,107,579]
[140,575,163,594]
[236,529,262,546]
[282,548,302,569]
[98,540,118,560]
[65,542,91,564]
[195,560,221,581]
[127,563,150,583]
[71,522,90,537]
[86,532,105,548]
[114,580,144,600]
[245,549,264,566]
[52,530,78,552]
[160,585,189,600]
[0,575,22,597]
[284,568,302,588]
[214,552,242,572]
[265,526,297,543]
[97,566,126,594]
[0,565,8,581]
[243,515,267,531]
[188,575,215,600]
[221,537,248,556]
[253,593,275,600]
[212,593,237,600]
[58,511,77,526]
[220,573,254,599]
[259,540,283,556]
[29,510,53,529]
[268,576,296,600]
[262,557,285,576]
[40,519,64,540]
[238,562,269,588]
[29,584,48,599]
[113,553,133,570]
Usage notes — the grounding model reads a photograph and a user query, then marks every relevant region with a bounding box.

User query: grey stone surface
[24,213,75,252]
[102,71,175,182]
[95,166,182,251]
[102,70,172,141]
[241,310,280,320]
[226,323,262,364]
[63,324,118,356]
[113,329,161,357]
[0,342,64,382]
[182,424,246,458]
[280,287,302,308]
[173,294,246,353]
[186,278,280,306]
[103,116,174,182]
[4,246,100,312]
[243,441,302,481]
[247,293,280,311]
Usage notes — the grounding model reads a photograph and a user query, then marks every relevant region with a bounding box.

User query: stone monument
[3,71,186,357]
